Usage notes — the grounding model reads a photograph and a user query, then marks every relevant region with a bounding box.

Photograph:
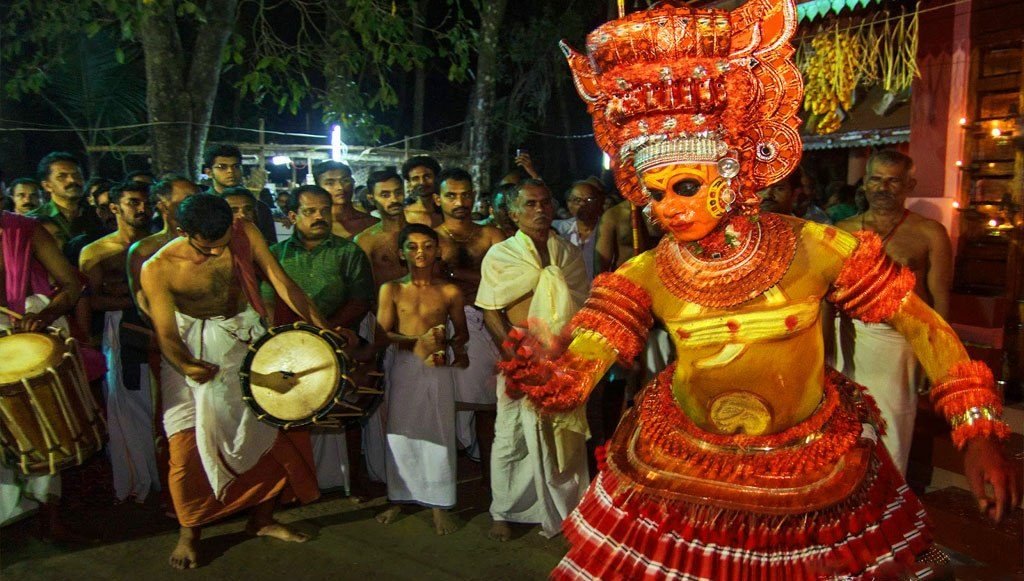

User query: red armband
[497,328,602,413]
[828,231,916,323]
[931,360,1010,449]
[567,272,653,364]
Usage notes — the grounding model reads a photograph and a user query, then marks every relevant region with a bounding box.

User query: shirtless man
[127,176,199,317]
[375,224,468,535]
[80,180,159,502]
[355,170,408,288]
[401,156,443,227]
[314,160,378,240]
[433,168,506,467]
[141,193,327,569]
[594,199,661,273]
[834,150,954,474]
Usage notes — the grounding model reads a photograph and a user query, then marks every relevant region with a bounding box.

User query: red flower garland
[829,231,916,323]
[498,327,604,413]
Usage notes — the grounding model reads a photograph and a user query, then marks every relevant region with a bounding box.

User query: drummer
[375,224,468,535]
[141,193,328,569]
[0,209,83,539]
[261,184,374,496]
[80,180,160,504]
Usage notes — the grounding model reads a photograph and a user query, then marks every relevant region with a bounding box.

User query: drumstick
[122,322,156,338]
[0,305,24,320]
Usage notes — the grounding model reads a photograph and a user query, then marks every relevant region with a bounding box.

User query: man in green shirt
[261,184,375,496]
[28,152,103,249]
[262,185,373,330]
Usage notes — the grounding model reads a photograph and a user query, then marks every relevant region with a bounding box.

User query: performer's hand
[326,326,358,349]
[14,312,49,332]
[181,358,220,384]
[963,436,1022,523]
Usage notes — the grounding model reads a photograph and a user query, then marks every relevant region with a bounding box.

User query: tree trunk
[467,0,507,194]
[410,0,429,149]
[138,0,237,178]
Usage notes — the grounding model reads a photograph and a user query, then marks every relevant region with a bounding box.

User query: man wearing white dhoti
[476,180,591,541]
[79,181,158,502]
[141,194,326,569]
[834,150,953,475]
[374,224,468,536]
[433,168,507,464]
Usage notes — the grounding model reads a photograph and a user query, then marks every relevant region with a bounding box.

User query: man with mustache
[355,170,409,289]
[313,160,378,240]
[432,168,506,472]
[263,185,374,496]
[833,150,953,474]
[202,145,277,245]
[401,155,443,227]
[476,179,590,541]
[80,180,161,502]
[29,152,103,250]
[6,178,41,215]
[354,169,410,483]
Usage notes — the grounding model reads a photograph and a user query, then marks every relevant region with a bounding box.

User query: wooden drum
[0,327,106,475]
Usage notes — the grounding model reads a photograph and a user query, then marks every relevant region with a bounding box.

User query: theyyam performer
[502,0,1020,578]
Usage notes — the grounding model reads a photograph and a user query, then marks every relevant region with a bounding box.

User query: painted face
[640,163,727,242]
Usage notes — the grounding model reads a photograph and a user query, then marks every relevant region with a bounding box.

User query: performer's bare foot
[432,508,458,536]
[169,527,200,569]
[247,520,310,543]
[488,520,512,541]
[376,505,401,524]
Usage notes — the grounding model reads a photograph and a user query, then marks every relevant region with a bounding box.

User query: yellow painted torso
[619,217,856,435]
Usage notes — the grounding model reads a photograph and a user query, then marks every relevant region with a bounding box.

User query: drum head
[0,331,62,384]
[247,327,341,422]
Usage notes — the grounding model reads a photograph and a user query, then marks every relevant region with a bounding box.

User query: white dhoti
[174,307,279,500]
[358,312,387,484]
[489,374,589,537]
[452,307,499,457]
[384,348,457,508]
[103,310,160,502]
[311,433,350,492]
[1,296,63,525]
[475,231,592,537]
[834,317,920,474]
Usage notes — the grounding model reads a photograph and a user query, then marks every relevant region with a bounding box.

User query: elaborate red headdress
[562,0,803,212]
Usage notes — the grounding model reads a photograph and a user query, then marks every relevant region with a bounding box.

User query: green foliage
[2,0,477,144]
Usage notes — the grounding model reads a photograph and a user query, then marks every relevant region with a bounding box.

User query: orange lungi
[168,428,320,528]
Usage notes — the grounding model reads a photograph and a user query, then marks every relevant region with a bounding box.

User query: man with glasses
[141,193,326,569]
[202,145,277,245]
[313,160,378,240]
[80,181,159,503]
[833,149,953,475]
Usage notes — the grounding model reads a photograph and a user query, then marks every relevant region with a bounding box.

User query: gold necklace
[441,224,481,245]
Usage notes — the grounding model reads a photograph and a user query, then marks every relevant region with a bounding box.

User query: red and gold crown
[562,0,803,212]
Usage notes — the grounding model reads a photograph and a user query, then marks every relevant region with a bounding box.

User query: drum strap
[229,220,268,320]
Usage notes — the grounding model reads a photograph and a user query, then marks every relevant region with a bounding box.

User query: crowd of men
[1,145,951,569]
